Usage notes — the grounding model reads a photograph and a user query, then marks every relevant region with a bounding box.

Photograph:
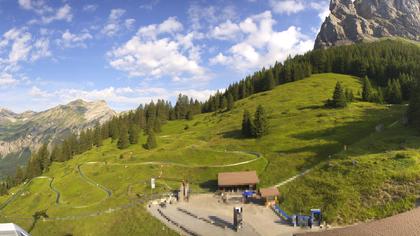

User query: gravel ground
[298,207,420,236]
[147,193,321,236]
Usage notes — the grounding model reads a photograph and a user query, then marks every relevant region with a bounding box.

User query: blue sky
[0,0,330,112]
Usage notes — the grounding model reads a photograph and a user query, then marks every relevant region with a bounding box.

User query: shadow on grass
[279,107,405,171]
[297,105,324,111]
[220,129,245,139]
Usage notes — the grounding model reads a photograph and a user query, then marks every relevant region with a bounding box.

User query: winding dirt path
[0,150,264,218]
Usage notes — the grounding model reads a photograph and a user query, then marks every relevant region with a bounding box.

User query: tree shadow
[297,105,324,111]
[199,180,218,191]
[220,129,245,139]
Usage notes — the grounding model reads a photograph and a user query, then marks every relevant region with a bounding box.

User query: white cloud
[140,0,160,10]
[211,20,241,40]
[175,89,217,102]
[270,0,305,15]
[28,85,216,110]
[125,19,136,30]
[102,8,133,36]
[57,29,92,48]
[0,27,51,87]
[21,1,72,24]
[137,17,183,40]
[108,17,206,81]
[210,11,313,72]
[0,73,18,87]
[18,0,32,10]
[41,4,72,24]
[83,4,98,12]
[188,3,237,30]
[310,1,330,21]
[18,0,53,15]
[31,38,51,61]
[108,37,204,79]
[0,27,50,67]
[109,9,126,21]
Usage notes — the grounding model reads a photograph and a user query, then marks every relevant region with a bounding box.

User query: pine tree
[15,166,25,184]
[117,125,129,149]
[408,82,420,132]
[253,105,269,138]
[145,131,157,150]
[93,125,103,147]
[362,76,373,102]
[264,71,276,91]
[186,111,193,120]
[241,110,253,137]
[330,82,347,108]
[345,88,354,102]
[227,94,234,111]
[37,144,50,172]
[221,97,227,110]
[128,124,139,144]
[50,146,62,162]
[385,79,402,104]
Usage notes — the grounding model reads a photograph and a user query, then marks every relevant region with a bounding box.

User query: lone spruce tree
[241,110,253,137]
[252,105,269,138]
[227,93,234,111]
[331,82,347,108]
[145,131,157,150]
[117,125,129,149]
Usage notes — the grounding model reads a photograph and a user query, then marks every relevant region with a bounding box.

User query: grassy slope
[0,73,414,235]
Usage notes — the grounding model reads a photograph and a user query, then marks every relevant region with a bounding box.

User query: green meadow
[1,73,418,235]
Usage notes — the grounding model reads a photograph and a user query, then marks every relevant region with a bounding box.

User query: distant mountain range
[0,99,116,178]
[315,0,420,49]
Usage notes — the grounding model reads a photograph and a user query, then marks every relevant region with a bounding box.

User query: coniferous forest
[2,39,420,195]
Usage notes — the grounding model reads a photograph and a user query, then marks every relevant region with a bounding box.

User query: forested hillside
[2,39,420,196]
[1,40,420,235]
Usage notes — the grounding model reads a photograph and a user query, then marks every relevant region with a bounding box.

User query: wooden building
[259,187,279,206]
[218,171,259,192]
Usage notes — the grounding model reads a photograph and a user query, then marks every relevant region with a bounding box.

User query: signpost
[151,178,156,189]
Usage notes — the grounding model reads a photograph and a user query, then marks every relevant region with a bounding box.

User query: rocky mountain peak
[315,0,420,49]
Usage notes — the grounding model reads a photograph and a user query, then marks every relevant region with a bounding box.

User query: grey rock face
[0,100,116,158]
[315,0,420,49]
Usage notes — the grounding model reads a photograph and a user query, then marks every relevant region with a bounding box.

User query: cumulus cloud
[137,17,183,40]
[0,27,51,89]
[0,73,18,87]
[0,27,51,67]
[108,17,206,81]
[210,20,241,40]
[28,85,216,110]
[57,29,92,48]
[210,11,313,72]
[269,0,305,15]
[101,8,134,36]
